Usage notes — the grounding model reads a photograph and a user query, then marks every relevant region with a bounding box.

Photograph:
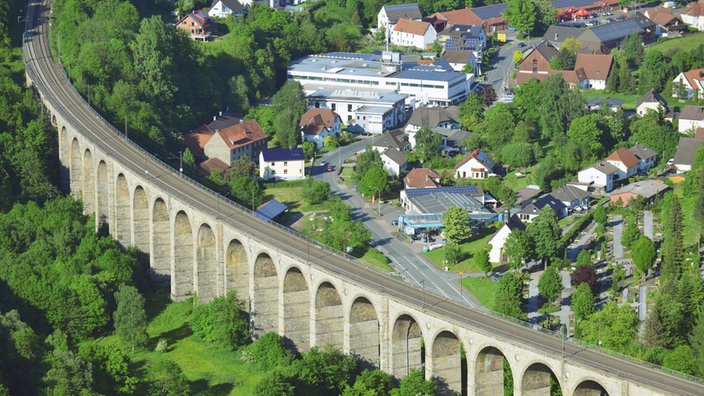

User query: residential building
[518,194,568,223]
[516,185,542,204]
[288,52,473,110]
[208,0,245,18]
[517,40,559,75]
[259,148,305,180]
[380,148,408,177]
[299,108,342,148]
[586,97,624,112]
[672,68,704,100]
[577,162,619,193]
[197,157,229,177]
[372,130,411,153]
[643,7,686,37]
[551,184,591,212]
[400,185,487,211]
[378,3,423,31]
[606,147,640,180]
[681,0,704,31]
[574,54,613,90]
[442,50,481,74]
[404,168,441,189]
[628,143,658,173]
[176,9,216,41]
[636,90,670,116]
[610,180,670,207]
[678,105,704,133]
[488,214,526,264]
[391,18,437,50]
[307,88,406,134]
[425,8,500,34]
[544,25,585,49]
[184,116,268,165]
[576,13,657,53]
[454,149,498,179]
[405,106,460,147]
[437,24,487,52]
[673,137,704,173]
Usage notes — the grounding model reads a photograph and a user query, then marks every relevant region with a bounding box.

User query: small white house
[577,162,619,193]
[629,143,658,174]
[300,108,342,148]
[454,149,497,179]
[678,105,704,133]
[681,0,704,31]
[488,215,526,264]
[208,0,245,18]
[259,148,305,181]
[636,90,669,116]
[380,148,408,177]
[391,18,437,50]
[377,3,422,32]
[551,184,591,212]
[672,68,704,100]
[606,148,640,181]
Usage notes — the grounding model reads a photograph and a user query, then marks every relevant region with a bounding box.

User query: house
[259,148,305,180]
[678,105,704,133]
[574,54,613,90]
[610,180,670,207]
[629,143,658,173]
[404,168,441,189]
[516,185,542,204]
[606,148,640,180]
[551,184,591,212]
[308,89,407,134]
[436,129,470,153]
[378,3,422,31]
[586,97,624,112]
[197,157,229,177]
[454,149,498,179]
[518,194,568,222]
[425,7,508,34]
[176,10,216,41]
[544,25,585,50]
[673,68,704,100]
[517,40,559,75]
[643,7,686,37]
[673,137,704,173]
[577,13,657,53]
[437,24,487,52]
[299,108,342,148]
[636,90,670,116]
[373,130,411,153]
[405,106,460,147]
[208,0,245,18]
[380,148,408,177]
[442,50,481,74]
[577,162,619,193]
[488,215,526,264]
[681,0,704,31]
[400,185,487,211]
[184,117,268,165]
[391,18,437,50]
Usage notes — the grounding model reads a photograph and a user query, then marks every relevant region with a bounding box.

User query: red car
[327,164,334,172]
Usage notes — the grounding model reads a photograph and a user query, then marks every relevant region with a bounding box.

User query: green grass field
[462,277,498,309]
[358,248,394,272]
[649,32,704,53]
[424,231,496,273]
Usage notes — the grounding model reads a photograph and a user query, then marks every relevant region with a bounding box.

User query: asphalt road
[22,1,704,393]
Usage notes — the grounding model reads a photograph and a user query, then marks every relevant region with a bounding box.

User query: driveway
[313,140,484,309]
[643,210,653,240]
[612,214,624,259]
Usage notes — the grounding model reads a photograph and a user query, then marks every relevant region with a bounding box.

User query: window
[348,104,353,112]
[331,103,336,111]
[284,161,288,166]
[532,59,538,72]
[284,169,288,174]
[270,162,274,166]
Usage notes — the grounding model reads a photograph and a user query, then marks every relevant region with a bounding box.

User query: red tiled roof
[684,0,704,17]
[683,68,704,91]
[404,168,441,188]
[215,120,268,150]
[184,131,214,160]
[199,158,229,175]
[300,108,340,136]
[574,54,613,80]
[695,127,704,139]
[394,18,433,36]
[607,148,640,169]
[431,9,483,26]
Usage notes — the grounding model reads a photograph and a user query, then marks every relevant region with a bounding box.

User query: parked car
[327,164,334,172]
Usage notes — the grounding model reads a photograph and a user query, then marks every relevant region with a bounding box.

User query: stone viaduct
[22,1,703,393]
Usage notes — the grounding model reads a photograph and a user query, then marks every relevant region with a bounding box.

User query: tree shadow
[152,323,194,351]
[144,288,173,322]
[191,380,235,396]
[433,375,461,396]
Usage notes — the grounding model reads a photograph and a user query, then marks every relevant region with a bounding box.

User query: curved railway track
[21,1,704,394]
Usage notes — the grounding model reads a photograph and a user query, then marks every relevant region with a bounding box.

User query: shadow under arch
[283,266,309,352]
[315,281,343,350]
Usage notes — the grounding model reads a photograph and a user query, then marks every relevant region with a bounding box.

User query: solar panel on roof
[255,200,288,221]
[591,19,642,42]
[395,70,463,82]
[404,186,480,197]
[471,4,507,19]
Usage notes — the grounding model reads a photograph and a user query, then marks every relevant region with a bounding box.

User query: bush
[243,332,294,371]
[190,291,249,350]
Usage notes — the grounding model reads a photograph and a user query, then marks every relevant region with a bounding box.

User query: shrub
[190,291,249,350]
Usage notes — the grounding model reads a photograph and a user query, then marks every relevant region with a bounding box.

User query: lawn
[649,31,704,53]
[582,91,640,110]
[358,248,394,272]
[503,165,538,192]
[424,231,496,273]
[461,276,498,309]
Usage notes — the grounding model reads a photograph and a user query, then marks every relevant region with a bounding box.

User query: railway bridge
[21,0,704,394]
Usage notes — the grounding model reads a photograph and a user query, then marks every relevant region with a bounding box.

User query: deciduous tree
[538,265,562,305]
[443,206,472,244]
[413,127,443,163]
[572,282,595,322]
[632,235,656,281]
[527,207,561,268]
[503,229,533,271]
[113,284,148,353]
[502,0,536,36]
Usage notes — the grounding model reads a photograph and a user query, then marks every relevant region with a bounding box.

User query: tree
[503,229,533,271]
[513,50,523,64]
[663,345,696,375]
[537,75,585,140]
[302,177,331,205]
[358,167,389,204]
[147,359,191,396]
[474,102,515,151]
[621,216,641,250]
[550,47,576,70]
[538,265,562,305]
[689,308,704,377]
[343,369,394,396]
[353,145,383,182]
[502,0,536,37]
[443,206,472,244]
[230,175,264,210]
[444,243,463,267]
[570,265,598,291]
[500,143,535,168]
[272,81,307,148]
[632,236,656,281]
[493,273,526,320]
[458,93,484,130]
[575,249,593,267]
[302,141,316,161]
[566,114,607,162]
[414,127,443,162]
[561,38,583,54]
[296,345,360,394]
[43,348,94,395]
[526,207,561,268]
[130,16,180,106]
[577,301,639,354]
[390,368,437,396]
[628,111,679,162]
[476,246,492,275]
[593,205,607,226]
[572,283,595,322]
[113,284,148,354]
[224,155,256,181]
[190,291,249,351]
[661,195,684,280]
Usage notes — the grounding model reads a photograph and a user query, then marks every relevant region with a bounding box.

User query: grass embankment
[461,277,498,309]
[649,31,704,53]
[424,232,496,273]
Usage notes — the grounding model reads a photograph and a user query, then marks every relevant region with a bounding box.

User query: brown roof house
[606,148,640,181]
[673,137,704,173]
[185,115,268,166]
[673,68,704,100]
[300,108,342,148]
[380,148,408,177]
[644,8,686,37]
[682,0,704,31]
[610,180,670,207]
[176,9,216,41]
[404,168,441,189]
[391,18,437,50]
[629,143,658,174]
[517,40,559,76]
[488,214,525,264]
[574,54,613,90]
[678,105,704,133]
[454,149,498,179]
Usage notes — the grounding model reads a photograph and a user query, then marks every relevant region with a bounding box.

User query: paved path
[643,210,653,240]
[527,273,540,324]
[557,270,572,330]
[612,214,624,259]
[566,221,599,261]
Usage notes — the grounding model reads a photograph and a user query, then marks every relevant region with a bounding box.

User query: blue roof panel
[261,148,305,162]
[404,186,481,197]
[470,4,507,19]
[394,70,464,82]
[256,199,288,221]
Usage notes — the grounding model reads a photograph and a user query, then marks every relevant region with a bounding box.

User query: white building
[377,3,422,32]
[605,148,640,181]
[300,108,342,148]
[488,215,525,264]
[681,0,704,31]
[259,148,305,181]
[391,18,436,50]
[454,149,497,179]
[577,162,619,193]
[673,68,704,100]
[307,89,406,134]
[380,148,408,177]
[208,0,245,18]
[629,143,658,174]
[678,105,704,133]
